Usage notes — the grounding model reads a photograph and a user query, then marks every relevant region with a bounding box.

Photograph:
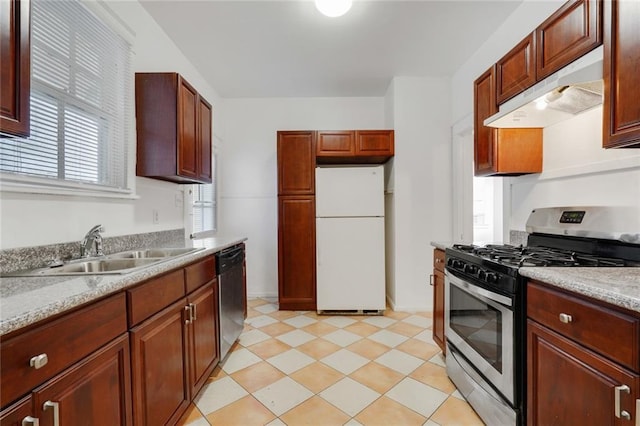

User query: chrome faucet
[80,225,104,258]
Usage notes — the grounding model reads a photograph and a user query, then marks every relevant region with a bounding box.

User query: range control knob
[464,264,478,275]
[485,272,499,283]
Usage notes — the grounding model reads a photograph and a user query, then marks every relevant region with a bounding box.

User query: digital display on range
[559,210,586,224]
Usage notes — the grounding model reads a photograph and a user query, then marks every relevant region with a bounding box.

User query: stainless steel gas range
[444,206,640,425]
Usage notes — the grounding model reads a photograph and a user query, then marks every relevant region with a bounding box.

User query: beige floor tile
[344,321,380,337]
[354,396,426,425]
[247,338,292,359]
[346,338,391,360]
[387,321,425,337]
[247,309,262,319]
[205,395,275,426]
[395,338,441,360]
[384,310,412,320]
[178,403,204,425]
[430,396,485,426]
[248,299,269,307]
[230,361,286,393]
[260,322,296,337]
[205,365,227,383]
[268,310,300,320]
[409,361,457,394]
[415,311,434,318]
[296,338,342,360]
[301,321,339,337]
[349,362,404,394]
[280,396,351,426]
[289,362,344,393]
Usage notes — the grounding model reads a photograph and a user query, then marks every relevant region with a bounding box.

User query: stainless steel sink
[105,248,200,259]
[51,258,161,273]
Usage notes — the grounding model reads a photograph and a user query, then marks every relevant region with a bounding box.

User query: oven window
[449,285,503,373]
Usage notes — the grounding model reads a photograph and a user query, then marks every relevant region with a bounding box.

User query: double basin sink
[7,248,203,277]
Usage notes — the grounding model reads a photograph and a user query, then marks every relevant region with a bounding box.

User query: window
[0,0,132,192]
[191,152,217,238]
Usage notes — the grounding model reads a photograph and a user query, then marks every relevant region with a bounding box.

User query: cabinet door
[535,0,602,80]
[277,131,315,195]
[32,334,132,426]
[0,0,30,137]
[187,281,219,396]
[496,33,536,105]
[432,268,445,354]
[198,96,213,182]
[355,130,394,157]
[278,195,316,310]
[474,66,498,176]
[527,320,639,426]
[130,298,190,426]
[316,131,355,157]
[178,78,199,180]
[0,396,32,426]
[603,0,640,148]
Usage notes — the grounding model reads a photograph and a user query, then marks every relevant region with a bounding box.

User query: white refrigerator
[315,165,386,312]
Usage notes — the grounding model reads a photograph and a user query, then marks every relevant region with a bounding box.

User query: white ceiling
[139,0,524,98]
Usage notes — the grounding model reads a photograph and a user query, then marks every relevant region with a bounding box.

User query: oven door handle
[446,269,513,308]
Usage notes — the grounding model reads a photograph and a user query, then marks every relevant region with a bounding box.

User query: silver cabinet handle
[615,384,631,419]
[429,274,434,286]
[30,354,48,369]
[43,401,59,426]
[191,303,197,321]
[635,399,639,426]
[22,417,39,426]
[559,313,572,324]
[184,305,192,325]
[435,258,442,263]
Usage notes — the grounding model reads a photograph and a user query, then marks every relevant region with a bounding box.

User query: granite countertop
[519,267,640,314]
[430,241,452,251]
[0,236,246,336]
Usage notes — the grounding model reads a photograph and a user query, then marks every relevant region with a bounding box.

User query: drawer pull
[559,313,572,324]
[30,353,48,369]
[615,384,630,419]
[191,303,197,321]
[43,401,59,426]
[22,417,39,426]
[184,305,192,325]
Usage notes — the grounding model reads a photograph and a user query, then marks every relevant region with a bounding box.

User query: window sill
[0,174,139,200]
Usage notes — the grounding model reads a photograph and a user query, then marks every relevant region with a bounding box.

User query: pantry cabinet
[0,0,30,137]
[474,66,543,176]
[277,131,316,195]
[527,280,640,425]
[431,248,446,354]
[135,73,213,184]
[603,0,640,148]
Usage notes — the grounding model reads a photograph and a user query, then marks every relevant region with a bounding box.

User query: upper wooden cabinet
[603,0,640,148]
[135,73,213,184]
[474,66,543,176]
[317,130,394,164]
[277,131,316,195]
[535,0,602,80]
[496,34,536,105]
[0,0,30,137]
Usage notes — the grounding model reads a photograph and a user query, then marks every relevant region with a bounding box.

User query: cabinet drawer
[433,248,445,273]
[185,256,215,294]
[528,281,640,372]
[128,269,185,327]
[0,293,127,407]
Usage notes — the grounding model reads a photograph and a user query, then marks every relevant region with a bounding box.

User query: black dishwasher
[216,244,245,360]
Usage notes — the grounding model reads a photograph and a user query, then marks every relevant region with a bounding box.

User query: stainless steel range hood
[484,46,603,128]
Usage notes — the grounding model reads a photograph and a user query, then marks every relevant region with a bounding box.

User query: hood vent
[485,46,603,128]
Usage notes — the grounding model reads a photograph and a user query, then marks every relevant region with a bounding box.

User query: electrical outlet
[152,209,159,224]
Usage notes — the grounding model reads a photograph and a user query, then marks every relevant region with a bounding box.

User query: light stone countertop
[430,241,452,251]
[519,267,640,313]
[0,236,246,336]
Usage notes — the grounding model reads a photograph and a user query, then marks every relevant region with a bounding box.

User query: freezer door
[316,166,384,217]
[316,217,385,311]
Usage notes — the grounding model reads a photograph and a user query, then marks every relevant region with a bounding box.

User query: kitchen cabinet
[527,280,640,425]
[0,0,30,137]
[431,248,446,354]
[129,256,219,425]
[496,34,536,105]
[135,73,213,184]
[0,293,131,424]
[474,66,543,176]
[277,131,316,195]
[603,0,640,148]
[316,130,394,164]
[278,195,316,310]
[535,0,602,80]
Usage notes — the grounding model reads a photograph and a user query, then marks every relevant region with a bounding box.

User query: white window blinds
[192,153,217,238]
[0,0,132,191]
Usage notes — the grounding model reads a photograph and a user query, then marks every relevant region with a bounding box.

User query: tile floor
[178,299,484,426]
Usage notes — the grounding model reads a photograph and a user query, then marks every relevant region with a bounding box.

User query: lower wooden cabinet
[431,248,446,354]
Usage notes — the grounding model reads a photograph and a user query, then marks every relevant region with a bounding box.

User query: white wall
[385,77,452,311]
[0,1,224,249]
[220,97,385,298]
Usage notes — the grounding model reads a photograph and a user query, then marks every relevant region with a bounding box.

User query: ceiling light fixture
[315,0,352,17]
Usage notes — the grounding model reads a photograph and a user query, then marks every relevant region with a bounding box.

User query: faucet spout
[80,225,104,258]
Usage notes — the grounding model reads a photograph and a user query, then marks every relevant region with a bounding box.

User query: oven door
[445,269,514,404]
